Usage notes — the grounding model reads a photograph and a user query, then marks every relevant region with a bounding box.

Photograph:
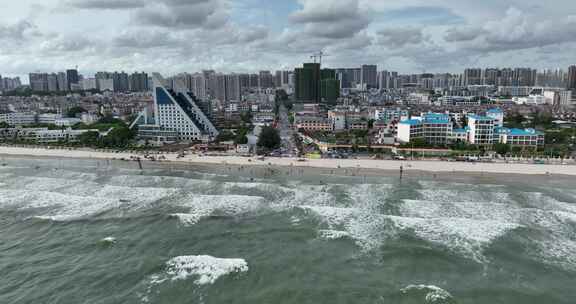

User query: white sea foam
[141,255,248,303]
[554,211,576,224]
[100,237,116,244]
[400,200,521,222]
[418,189,509,204]
[164,255,248,285]
[533,237,576,270]
[300,205,386,251]
[401,217,520,246]
[222,181,290,191]
[2,176,84,191]
[300,206,357,227]
[290,215,301,226]
[107,174,212,189]
[59,184,179,207]
[346,183,393,210]
[221,182,295,202]
[401,284,454,303]
[419,180,505,191]
[170,213,205,226]
[0,189,121,221]
[34,170,99,182]
[318,229,350,240]
[302,203,520,260]
[172,194,266,226]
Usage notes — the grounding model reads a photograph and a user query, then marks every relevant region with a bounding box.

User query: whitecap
[100,237,117,244]
[170,213,205,226]
[0,189,121,221]
[318,229,350,240]
[400,199,521,222]
[172,194,266,226]
[60,184,179,206]
[164,255,248,285]
[302,204,521,261]
[299,205,357,227]
[400,284,454,303]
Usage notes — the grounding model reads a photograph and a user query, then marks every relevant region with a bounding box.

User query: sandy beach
[1,145,574,176]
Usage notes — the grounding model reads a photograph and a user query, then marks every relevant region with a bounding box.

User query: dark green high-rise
[295,63,339,103]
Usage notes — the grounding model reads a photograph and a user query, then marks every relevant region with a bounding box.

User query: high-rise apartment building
[258,71,274,89]
[112,72,130,92]
[295,63,321,103]
[0,76,21,91]
[464,68,482,86]
[57,72,68,92]
[47,73,59,91]
[225,74,241,102]
[249,74,259,88]
[129,72,149,92]
[295,63,339,103]
[275,70,291,88]
[335,68,362,89]
[29,73,48,92]
[568,65,576,90]
[360,65,377,89]
[66,69,79,91]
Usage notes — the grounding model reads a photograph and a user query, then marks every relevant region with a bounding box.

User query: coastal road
[277,104,297,156]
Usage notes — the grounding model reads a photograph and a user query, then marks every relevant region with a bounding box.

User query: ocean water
[1,157,576,304]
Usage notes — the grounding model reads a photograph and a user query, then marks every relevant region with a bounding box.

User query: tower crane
[310,51,328,66]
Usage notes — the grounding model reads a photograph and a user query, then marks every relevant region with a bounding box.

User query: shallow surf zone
[170,194,268,226]
[3,158,576,304]
[301,204,521,261]
[398,186,576,268]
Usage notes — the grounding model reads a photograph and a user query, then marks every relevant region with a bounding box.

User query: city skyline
[1,0,576,79]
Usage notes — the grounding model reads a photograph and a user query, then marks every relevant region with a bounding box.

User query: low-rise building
[55,118,82,127]
[449,128,469,143]
[0,112,36,126]
[421,113,453,145]
[397,119,423,143]
[439,96,480,106]
[295,116,332,132]
[37,113,61,124]
[405,93,431,105]
[397,113,452,145]
[3,127,100,143]
[374,108,409,122]
[328,110,346,130]
[496,127,544,148]
[349,120,368,130]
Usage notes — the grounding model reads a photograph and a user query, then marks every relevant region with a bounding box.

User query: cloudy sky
[1,0,576,80]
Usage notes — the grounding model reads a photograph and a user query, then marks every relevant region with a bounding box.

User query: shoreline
[0,146,575,177]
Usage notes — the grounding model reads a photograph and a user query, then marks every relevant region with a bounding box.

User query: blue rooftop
[496,127,543,136]
[453,128,469,133]
[468,114,493,121]
[423,113,451,124]
[486,108,503,114]
[399,119,422,126]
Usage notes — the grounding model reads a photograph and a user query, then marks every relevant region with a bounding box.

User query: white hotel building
[133,75,218,144]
